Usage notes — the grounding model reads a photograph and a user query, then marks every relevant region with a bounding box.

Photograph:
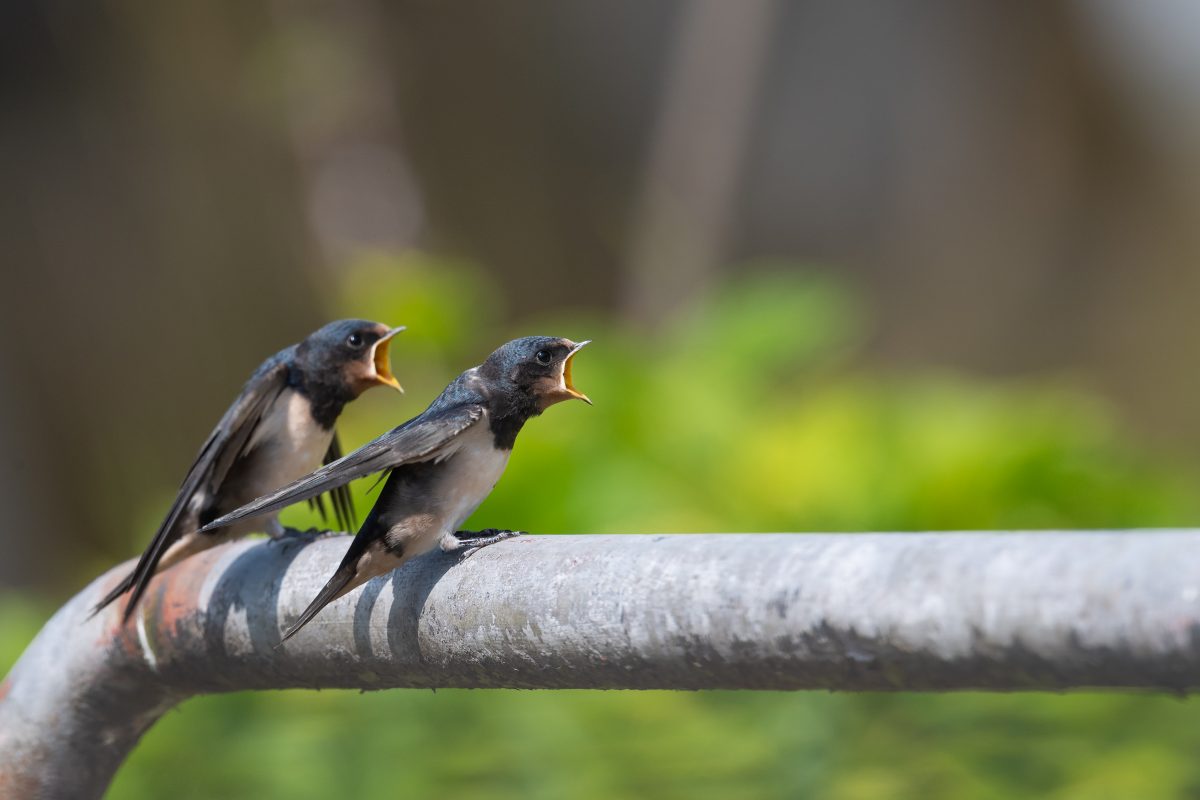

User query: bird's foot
[271,526,339,544]
[450,528,525,559]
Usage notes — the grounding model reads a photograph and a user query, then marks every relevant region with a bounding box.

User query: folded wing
[199,404,485,533]
[94,357,292,618]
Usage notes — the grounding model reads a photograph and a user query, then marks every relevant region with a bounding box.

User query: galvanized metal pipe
[3,531,1199,798]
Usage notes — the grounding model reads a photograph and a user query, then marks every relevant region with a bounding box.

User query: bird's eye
[535,350,552,365]
[347,332,364,348]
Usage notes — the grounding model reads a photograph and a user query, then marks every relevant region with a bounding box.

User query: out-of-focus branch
[3,531,1200,798]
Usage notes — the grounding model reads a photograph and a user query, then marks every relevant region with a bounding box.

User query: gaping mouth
[561,340,591,404]
[371,326,405,392]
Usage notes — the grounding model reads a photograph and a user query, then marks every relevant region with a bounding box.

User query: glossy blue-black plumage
[199,335,586,642]
[199,336,577,532]
[93,319,396,620]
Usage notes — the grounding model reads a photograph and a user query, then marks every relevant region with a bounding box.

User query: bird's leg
[266,519,293,544]
[454,528,526,543]
[448,528,525,558]
[269,521,340,544]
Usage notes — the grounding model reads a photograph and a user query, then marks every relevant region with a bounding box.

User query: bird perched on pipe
[93,319,406,621]
[201,335,591,642]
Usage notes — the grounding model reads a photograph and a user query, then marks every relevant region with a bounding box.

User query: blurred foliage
[6,256,1200,799]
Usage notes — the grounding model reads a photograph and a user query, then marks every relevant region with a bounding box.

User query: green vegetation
[5,257,1199,799]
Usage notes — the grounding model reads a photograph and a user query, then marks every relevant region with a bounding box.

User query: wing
[306,433,357,532]
[200,403,485,533]
[94,357,292,618]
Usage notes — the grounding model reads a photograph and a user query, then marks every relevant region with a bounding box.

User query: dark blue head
[295,319,405,399]
[480,336,591,411]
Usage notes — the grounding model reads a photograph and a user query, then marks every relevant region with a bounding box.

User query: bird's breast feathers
[245,388,334,491]
[436,415,511,533]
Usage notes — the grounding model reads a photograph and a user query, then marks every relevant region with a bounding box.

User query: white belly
[245,388,334,497]
[436,419,511,534]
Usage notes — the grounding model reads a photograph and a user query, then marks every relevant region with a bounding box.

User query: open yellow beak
[372,326,405,392]
[562,340,591,404]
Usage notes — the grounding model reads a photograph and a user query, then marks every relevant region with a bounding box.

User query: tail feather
[90,568,136,618]
[120,527,195,622]
[279,565,359,644]
[92,504,192,621]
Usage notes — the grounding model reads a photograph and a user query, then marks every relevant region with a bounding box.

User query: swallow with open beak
[93,319,406,620]
[200,336,590,642]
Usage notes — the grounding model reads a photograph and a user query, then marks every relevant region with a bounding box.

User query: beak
[562,340,591,405]
[371,326,405,393]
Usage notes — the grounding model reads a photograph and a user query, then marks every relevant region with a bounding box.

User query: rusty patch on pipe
[100,556,214,664]
[95,544,250,671]
[0,771,43,800]
[153,546,227,635]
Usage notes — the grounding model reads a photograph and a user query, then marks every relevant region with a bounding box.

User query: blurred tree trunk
[382,1,678,317]
[623,0,776,325]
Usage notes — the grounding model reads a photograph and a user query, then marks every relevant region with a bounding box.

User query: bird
[93,319,406,621]
[199,335,590,642]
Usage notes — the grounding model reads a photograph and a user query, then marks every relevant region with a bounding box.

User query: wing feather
[94,358,291,618]
[199,404,485,533]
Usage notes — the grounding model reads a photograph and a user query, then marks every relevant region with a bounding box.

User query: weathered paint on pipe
[2,531,1200,798]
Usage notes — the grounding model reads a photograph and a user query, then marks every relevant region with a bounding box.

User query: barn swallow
[93,319,405,621]
[200,336,590,642]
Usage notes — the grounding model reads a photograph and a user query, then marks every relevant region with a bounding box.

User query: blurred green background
[6,2,1200,798]
[7,261,1200,798]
